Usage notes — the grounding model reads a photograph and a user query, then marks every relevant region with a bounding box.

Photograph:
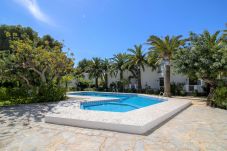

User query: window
[197,80,202,85]
[159,77,164,87]
[189,79,197,85]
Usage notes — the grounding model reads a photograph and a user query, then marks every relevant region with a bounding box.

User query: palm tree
[126,44,147,92]
[87,57,103,89]
[102,58,111,90]
[147,35,185,97]
[111,53,128,91]
[76,59,92,78]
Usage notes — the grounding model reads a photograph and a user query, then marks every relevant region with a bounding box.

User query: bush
[0,87,8,100]
[212,87,227,109]
[145,88,155,94]
[7,87,30,98]
[0,84,67,106]
[171,83,185,96]
[0,86,34,106]
[37,84,66,102]
[76,78,93,91]
[83,87,96,91]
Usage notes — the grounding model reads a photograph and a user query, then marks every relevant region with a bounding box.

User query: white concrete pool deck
[45,93,191,134]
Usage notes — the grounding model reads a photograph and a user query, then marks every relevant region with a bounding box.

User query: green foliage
[212,86,227,109]
[0,85,66,106]
[0,25,74,105]
[174,30,227,86]
[171,83,186,96]
[147,35,186,97]
[37,84,66,102]
[125,44,147,91]
[76,78,93,90]
[147,35,185,61]
[83,87,96,91]
[77,59,92,73]
[0,87,33,106]
[87,57,103,88]
[0,25,74,87]
[0,87,8,100]
[0,25,38,51]
[111,53,128,79]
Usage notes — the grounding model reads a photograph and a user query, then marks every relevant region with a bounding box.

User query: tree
[8,35,74,86]
[102,58,111,90]
[0,25,38,51]
[147,35,185,97]
[126,44,147,92]
[77,59,92,73]
[174,30,227,104]
[87,57,103,89]
[111,53,128,91]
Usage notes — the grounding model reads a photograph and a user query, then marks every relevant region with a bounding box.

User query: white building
[108,66,205,93]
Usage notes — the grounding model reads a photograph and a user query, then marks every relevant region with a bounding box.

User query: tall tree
[147,35,185,97]
[0,25,38,51]
[111,53,128,91]
[9,35,74,86]
[77,58,92,75]
[102,58,111,90]
[126,44,147,92]
[111,53,128,80]
[174,30,227,104]
[87,57,103,89]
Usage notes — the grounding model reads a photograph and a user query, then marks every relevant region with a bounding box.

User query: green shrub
[171,83,185,96]
[145,89,155,94]
[83,87,96,91]
[7,87,30,98]
[76,78,93,90]
[0,86,34,106]
[212,87,227,109]
[0,87,8,100]
[37,84,66,102]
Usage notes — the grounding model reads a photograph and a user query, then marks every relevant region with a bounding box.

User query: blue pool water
[69,92,164,112]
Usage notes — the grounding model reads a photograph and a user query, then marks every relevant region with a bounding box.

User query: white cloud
[16,0,52,25]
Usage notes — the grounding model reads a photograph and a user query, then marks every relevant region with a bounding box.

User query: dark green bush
[0,83,67,106]
[212,87,227,109]
[0,86,34,106]
[0,87,8,100]
[83,87,96,91]
[145,88,155,94]
[37,84,66,102]
[7,87,30,98]
[76,78,93,91]
[171,83,185,96]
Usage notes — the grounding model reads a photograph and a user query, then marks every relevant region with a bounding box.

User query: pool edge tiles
[45,93,192,134]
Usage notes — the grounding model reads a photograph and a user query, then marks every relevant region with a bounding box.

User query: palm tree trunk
[120,70,124,92]
[164,64,171,97]
[95,78,98,89]
[206,81,217,106]
[105,73,108,90]
[120,70,123,81]
[138,68,142,92]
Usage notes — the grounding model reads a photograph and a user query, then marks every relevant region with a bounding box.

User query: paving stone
[0,101,226,151]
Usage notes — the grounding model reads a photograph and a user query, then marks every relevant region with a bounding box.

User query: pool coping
[45,92,191,134]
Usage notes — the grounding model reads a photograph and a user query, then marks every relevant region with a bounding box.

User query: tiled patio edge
[45,95,191,134]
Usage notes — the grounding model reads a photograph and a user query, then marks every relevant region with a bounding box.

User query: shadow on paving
[0,103,58,126]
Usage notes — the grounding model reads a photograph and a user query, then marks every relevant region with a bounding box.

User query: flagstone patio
[0,98,226,151]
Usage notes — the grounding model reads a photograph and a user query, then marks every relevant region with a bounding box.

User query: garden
[0,25,226,109]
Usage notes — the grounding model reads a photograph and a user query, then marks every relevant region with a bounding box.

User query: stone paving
[0,99,227,151]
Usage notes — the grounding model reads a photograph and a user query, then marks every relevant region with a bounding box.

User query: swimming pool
[70,92,164,112]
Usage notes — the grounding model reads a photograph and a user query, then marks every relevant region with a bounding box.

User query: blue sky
[0,0,227,64]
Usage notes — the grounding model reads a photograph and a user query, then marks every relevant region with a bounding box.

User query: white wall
[108,66,188,90]
[141,67,160,89]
